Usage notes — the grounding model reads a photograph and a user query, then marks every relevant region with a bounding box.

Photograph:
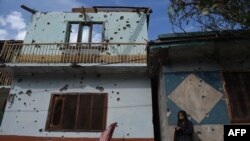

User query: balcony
[0,70,12,86]
[0,42,147,64]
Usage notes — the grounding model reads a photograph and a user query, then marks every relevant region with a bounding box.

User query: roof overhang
[72,6,152,13]
[148,30,250,76]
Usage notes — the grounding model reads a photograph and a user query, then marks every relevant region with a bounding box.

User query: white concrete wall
[21,11,148,57]
[0,72,154,139]
[25,12,148,44]
[157,69,168,141]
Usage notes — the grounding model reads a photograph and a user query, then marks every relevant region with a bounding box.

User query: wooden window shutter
[46,93,107,131]
[223,72,250,123]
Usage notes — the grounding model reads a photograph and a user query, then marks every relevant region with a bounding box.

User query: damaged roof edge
[72,6,152,14]
[149,30,250,46]
[20,5,152,14]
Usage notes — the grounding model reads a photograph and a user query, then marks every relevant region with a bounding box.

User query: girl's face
[178,112,185,121]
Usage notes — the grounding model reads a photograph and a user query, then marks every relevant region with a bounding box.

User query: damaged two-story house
[0,6,155,141]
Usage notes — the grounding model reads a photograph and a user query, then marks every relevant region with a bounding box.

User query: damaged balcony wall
[16,10,148,63]
[25,11,148,43]
[0,72,154,140]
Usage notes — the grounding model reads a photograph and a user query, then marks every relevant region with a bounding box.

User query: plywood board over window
[46,93,107,132]
[222,72,250,123]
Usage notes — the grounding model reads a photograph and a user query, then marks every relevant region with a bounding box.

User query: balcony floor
[2,63,148,75]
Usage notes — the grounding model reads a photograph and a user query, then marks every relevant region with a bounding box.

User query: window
[0,88,9,126]
[67,23,103,43]
[223,72,250,123]
[46,93,107,131]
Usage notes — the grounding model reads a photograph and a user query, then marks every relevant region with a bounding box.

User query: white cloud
[92,33,102,43]
[82,28,89,42]
[69,28,78,43]
[15,30,26,40]
[5,11,26,31]
[0,29,8,39]
[0,11,27,40]
[0,16,6,26]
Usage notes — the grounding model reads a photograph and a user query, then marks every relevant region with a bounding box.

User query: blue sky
[0,0,195,40]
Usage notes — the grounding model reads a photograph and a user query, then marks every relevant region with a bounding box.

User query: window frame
[45,93,108,132]
[65,22,104,43]
[221,71,250,123]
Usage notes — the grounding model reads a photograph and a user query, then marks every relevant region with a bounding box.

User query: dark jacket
[174,120,193,141]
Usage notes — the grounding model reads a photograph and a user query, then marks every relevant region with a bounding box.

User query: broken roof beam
[21,5,38,14]
[72,6,152,13]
